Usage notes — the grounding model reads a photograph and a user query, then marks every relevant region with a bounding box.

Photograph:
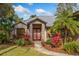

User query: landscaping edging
[25,44,34,47]
[0,46,17,55]
[42,42,52,50]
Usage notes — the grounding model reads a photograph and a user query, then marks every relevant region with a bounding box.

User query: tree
[0,4,21,43]
[51,3,79,43]
[0,4,14,17]
[30,15,36,18]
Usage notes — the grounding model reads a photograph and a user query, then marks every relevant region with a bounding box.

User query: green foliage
[74,41,79,53]
[0,31,7,43]
[15,38,25,46]
[45,38,51,45]
[63,41,79,54]
[0,4,14,17]
[0,4,21,43]
[51,31,56,36]
[15,38,33,46]
[51,4,79,43]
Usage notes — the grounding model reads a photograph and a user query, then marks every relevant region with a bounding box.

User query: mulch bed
[42,42,66,54]
[24,43,35,47]
[0,44,14,51]
[42,42,79,55]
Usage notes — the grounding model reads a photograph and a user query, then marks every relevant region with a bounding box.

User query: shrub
[51,32,62,47]
[63,41,79,54]
[45,38,51,45]
[0,31,7,44]
[63,41,75,54]
[24,33,30,40]
[15,38,25,46]
[74,41,79,53]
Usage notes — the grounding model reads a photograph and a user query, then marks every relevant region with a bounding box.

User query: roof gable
[13,22,27,27]
[23,16,55,27]
[27,17,47,25]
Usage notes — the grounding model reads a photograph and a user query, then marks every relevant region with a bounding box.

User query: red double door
[33,28,41,41]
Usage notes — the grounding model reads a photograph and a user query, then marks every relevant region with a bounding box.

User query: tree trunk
[64,27,67,43]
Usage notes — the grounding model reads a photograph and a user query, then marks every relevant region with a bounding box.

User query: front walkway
[34,41,69,56]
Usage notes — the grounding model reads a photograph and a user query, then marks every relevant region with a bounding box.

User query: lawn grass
[1,47,47,56]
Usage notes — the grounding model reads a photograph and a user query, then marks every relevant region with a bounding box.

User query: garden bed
[24,43,35,47]
[42,42,79,55]
[42,42,66,54]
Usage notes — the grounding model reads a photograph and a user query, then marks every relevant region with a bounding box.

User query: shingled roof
[23,16,55,27]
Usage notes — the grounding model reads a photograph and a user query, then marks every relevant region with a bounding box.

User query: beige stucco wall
[12,20,47,42]
[13,23,27,35]
[29,20,47,42]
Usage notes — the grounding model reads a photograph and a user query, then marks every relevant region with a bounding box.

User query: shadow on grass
[0,46,17,55]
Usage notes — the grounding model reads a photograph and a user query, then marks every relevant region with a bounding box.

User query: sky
[13,3,57,20]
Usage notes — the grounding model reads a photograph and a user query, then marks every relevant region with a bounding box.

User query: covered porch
[27,18,47,42]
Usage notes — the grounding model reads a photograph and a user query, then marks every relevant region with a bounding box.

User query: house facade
[13,16,54,42]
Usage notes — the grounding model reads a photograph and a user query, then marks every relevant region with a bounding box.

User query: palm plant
[52,3,79,43]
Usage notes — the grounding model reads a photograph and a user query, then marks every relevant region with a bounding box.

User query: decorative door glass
[37,29,41,40]
[33,28,41,41]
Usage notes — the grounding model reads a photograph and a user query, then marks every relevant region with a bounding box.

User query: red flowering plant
[51,32,62,47]
[23,33,30,41]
